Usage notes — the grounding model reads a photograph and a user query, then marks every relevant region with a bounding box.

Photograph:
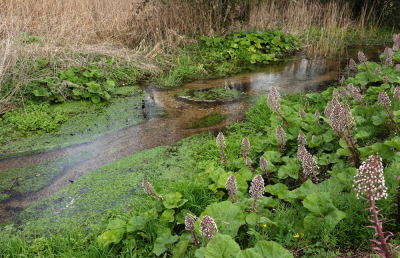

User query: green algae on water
[188,113,226,129]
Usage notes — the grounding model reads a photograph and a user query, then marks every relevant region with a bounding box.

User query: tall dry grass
[0,0,378,112]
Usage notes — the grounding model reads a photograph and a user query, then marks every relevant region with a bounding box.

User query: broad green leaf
[308,136,322,147]
[384,137,400,151]
[302,192,346,232]
[160,209,175,222]
[196,201,245,238]
[369,143,395,162]
[163,192,188,209]
[195,247,206,258]
[259,196,279,208]
[264,183,293,203]
[335,168,357,186]
[262,151,282,163]
[245,213,257,226]
[337,147,351,156]
[91,95,101,103]
[290,180,319,200]
[252,240,293,258]
[127,216,145,232]
[172,234,191,258]
[372,111,389,126]
[278,164,300,179]
[259,217,277,226]
[236,249,263,258]
[210,167,225,183]
[355,131,371,139]
[205,234,240,258]
[323,131,335,142]
[97,218,126,247]
[237,167,254,181]
[152,232,179,256]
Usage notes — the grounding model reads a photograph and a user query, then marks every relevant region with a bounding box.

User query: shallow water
[0,45,384,222]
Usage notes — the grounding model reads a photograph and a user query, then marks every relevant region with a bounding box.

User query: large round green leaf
[205,234,240,258]
[195,201,245,238]
[252,240,293,258]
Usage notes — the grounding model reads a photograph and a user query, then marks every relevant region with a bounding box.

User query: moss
[0,150,94,198]
[0,193,10,203]
[188,113,226,129]
[176,86,246,103]
[9,133,212,231]
[0,94,165,159]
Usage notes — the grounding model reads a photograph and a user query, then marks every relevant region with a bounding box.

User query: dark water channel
[0,45,384,222]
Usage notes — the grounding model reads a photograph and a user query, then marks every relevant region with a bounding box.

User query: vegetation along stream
[0,45,383,223]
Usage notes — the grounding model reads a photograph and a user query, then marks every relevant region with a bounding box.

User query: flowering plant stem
[384,105,400,135]
[368,199,393,258]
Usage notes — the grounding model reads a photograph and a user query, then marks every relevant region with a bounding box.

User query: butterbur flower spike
[304,101,309,111]
[324,101,333,119]
[353,154,396,258]
[268,87,289,127]
[315,110,320,124]
[249,175,264,212]
[385,57,393,67]
[383,75,389,84]
[358,51,370,73]
[299,108,306,119]
[375,67,381,75]
[260,157,271,183]
[339,76,345,86]
[142,180,163,200]
[216,132,227,166]
[276,126,286,154]
[394,86,400,102]
[199,215,218,244]
[226,175,238,202]
[246,158,254,173]
[349,58,357,71]
[241,137,250,159]
[384,47,394,59]
[297,145,319,183]
[378,91,391,107]
[397,64,400,73]
[298,131,307,145]
[185,214,200,248]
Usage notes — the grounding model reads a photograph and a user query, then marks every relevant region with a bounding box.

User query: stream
[0,45,384,223]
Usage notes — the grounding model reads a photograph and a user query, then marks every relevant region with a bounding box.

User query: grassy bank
[2,42,400,257]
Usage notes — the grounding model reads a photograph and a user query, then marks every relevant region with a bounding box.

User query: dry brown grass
[0,0,377,113]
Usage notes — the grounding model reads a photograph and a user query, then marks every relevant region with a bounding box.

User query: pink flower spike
[375,67,381,75]
[241,137,250,159]
[358,51,367,63]
[378,91,391,107]
[339,76,345,86]
[226,175,238,203]
[276,126,286,153]
[297,145,319,183]
[384,47,394,59]
[142,180,163,200]
[298,131,307,145]
[324,101,333,119]
[299,108,306,119]
[199,215,218,243]
[385,57,393,67]
[249,175,264,212]
[216,132,226,149]
[383,75,389,84]
[349,58,357,71]
[260,156,270,182]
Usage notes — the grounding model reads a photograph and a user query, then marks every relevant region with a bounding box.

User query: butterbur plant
[241,137,250,159]
[260,157,271,184]
[358,51,370,73]
[249,175,264,212]
[315,110,320,124]
[298,131,307,146]
[383,76,389,84]
[353,154,397,258]
[394,87,400,103]
[348,83,365,106]
[375,67,381,75]
[142,180,163,200]
[377,91,400,134]
[246,157,254,173]
[185,214,200,248]
[216,132,227,166]
[349,58,358,71]
[199,215,218,244]
[226,175,238,202]
[276,125,286,154]
[297,145,319,183]
[267,87,288,126]
[299,108,306,119]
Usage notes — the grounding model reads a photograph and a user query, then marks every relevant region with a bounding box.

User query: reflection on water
[0,45,384,222]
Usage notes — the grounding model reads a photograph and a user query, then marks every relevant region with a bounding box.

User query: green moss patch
[0,150,94,203]
[188,113,226,128]
[9,133,211,231]
[0,93,165,159]
[176,86,246,103]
